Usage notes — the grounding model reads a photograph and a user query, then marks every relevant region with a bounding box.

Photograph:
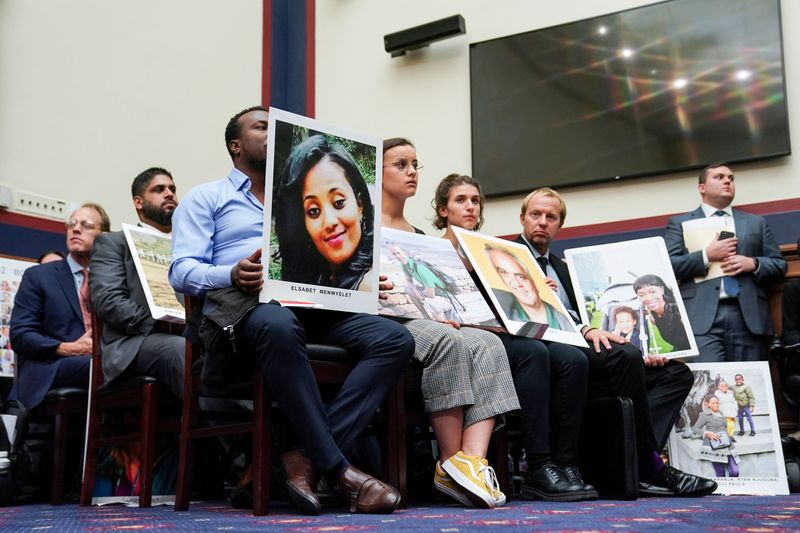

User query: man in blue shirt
[169,106,413,515]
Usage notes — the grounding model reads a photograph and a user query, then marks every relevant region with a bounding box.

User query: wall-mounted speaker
[384,15,466,57]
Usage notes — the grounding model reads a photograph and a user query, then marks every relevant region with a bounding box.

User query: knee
[372,318,415,367]
[672,362,694,395]
[247,303,303,345]
[550,345,588,373]
[509,339,549,373]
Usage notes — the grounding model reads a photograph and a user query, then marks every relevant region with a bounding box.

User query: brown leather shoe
[334,465,400,514]
[280,450,321,515]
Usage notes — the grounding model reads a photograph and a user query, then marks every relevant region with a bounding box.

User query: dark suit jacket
[89,231,158,383]
[9,259,86,408]
[514,235,581,315]
[665,207,786,336]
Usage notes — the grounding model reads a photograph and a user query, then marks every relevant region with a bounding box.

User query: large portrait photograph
[378,227,500,327]
[564,237,698,359]
[667,362,789,495]
[452,228,586,347]
[261,108,381,313]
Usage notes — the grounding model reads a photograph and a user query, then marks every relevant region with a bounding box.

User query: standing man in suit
[515,187,716,497]
[665,163,786,362]
[89,167,184,398]
[9,204,110,409]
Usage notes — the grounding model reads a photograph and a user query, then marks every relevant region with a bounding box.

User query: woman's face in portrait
[615,311,636,334]
[707,396,720,413]
[302,156,363,268]
[382,145,419,200]
[635,284,666,315]
[488,249,540,308]
[440,184,481,231]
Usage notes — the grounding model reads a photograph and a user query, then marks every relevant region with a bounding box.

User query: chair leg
[50,406,68,505]
[384,378,406,508]
[492,426,510,495]
[252,373,270,516]
[80,397,102,506]
[138,384,159,508]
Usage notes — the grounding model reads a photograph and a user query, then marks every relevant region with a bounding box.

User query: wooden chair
[80,314,180,508]
[174,298,405,516]
[28,386,87,504]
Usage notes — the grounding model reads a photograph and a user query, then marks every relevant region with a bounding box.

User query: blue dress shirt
[169,168,265,296]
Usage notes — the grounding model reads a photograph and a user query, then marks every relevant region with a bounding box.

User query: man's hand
[378,274,393,300]
[56,331,93,356]
[231,249,263,293]
[543,277,558,292]
[706,233,737,262]
[721,255,757,276]
[584,328,627,353]
[643,355,669,367]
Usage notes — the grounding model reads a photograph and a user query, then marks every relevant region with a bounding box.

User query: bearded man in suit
[89,167,184,397]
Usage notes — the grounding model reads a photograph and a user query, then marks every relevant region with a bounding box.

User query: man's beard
[142,201,174,228]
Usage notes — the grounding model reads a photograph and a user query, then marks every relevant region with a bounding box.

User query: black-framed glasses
[385,158,423,172]
[65,219,99,231]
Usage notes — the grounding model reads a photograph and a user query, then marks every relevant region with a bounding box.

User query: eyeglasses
[384,158,423,172]
[66,219,99,231]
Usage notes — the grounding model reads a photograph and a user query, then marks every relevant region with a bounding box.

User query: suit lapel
[55,259,82,320]
[732,208,747,250]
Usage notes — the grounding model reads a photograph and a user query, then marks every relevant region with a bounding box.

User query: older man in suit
[514,187,715,497]
[89,167,183,398]
[9,203,110,409]
[665,163,786,362]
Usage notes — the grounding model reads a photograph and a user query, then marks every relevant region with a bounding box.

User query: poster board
[453,227,586,347]
[564,237,697,359]
[378,228,500,327]
[0,256,37,378]
[122,224,184,323]
[261,108,381,314]
[668,361,789,495]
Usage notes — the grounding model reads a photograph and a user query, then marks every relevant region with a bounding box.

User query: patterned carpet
[2,496,800,532]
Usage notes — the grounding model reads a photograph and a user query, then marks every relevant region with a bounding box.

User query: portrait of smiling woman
[275,134,375,291]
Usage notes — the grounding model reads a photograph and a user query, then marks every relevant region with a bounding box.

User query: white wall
[315,0,800,237]
[1,1,797,237]
[0,0,262,229]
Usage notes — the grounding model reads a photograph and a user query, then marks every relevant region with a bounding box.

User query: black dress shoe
[738,430,745,436]
[750,431,757,436]
[522,463,597,502]
[560,466,599,500]
[639,465,717,497]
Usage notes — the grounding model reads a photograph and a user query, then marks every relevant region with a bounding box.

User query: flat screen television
[470,0,790,197]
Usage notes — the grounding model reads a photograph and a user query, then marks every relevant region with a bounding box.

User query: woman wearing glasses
[380,138,518,509]
[433,174,598,503]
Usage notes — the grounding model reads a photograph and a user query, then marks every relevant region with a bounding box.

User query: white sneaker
[479,458,506,506]
[441,451,495,509]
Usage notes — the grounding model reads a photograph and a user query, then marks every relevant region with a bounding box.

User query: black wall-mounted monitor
[470,0,790,197]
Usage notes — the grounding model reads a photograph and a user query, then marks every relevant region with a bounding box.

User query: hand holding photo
[564,237,697,359]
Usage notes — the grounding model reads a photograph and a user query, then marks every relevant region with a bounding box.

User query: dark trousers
[585,342,659,459]
[115,333,185,399]
[783,279,800,346]
[696,300,768,362]
[738,405,755,433]
[499,333,587,466]
[237,304,413,472]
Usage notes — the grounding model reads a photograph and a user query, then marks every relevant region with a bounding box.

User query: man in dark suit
[515,186,716,497]
[665,163,786,362]
[89,167,184,398]
[9,204,110,409]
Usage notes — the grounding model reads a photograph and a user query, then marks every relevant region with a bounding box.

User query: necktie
[79,268,93,332]
[714,211,740,297]
[536,256,548,273]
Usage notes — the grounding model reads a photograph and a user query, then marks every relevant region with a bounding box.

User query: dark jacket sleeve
[9,267,62,359]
